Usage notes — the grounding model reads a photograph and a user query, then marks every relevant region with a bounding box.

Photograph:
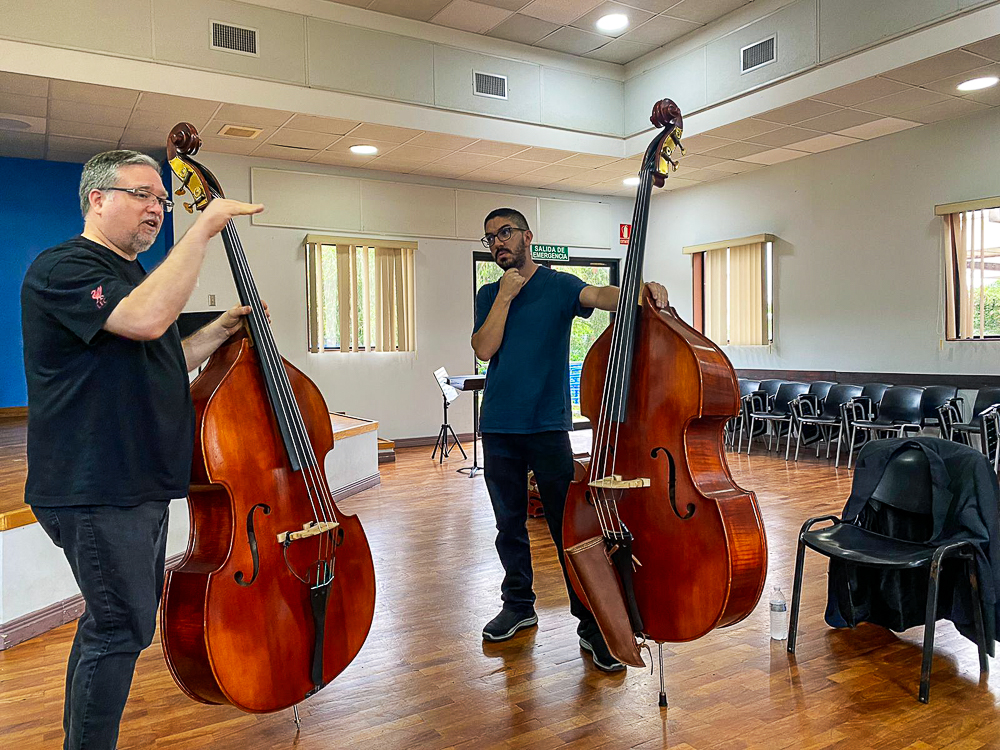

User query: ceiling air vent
[218,124,263,139]
[210,20,259,57]
[741,35,775,74]
[474,71,507,100]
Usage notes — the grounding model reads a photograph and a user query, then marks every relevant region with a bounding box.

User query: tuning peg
[184,202,196,214]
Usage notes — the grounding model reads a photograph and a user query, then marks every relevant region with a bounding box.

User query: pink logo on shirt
[91,285,106,309]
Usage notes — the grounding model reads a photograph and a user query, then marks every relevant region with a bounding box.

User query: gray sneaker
[579,636,626,672]
[482,609,538,642]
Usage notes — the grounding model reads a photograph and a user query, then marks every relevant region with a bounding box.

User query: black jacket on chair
[825,437,1000,652]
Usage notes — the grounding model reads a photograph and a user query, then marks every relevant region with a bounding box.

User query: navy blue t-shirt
[474,266,593,434]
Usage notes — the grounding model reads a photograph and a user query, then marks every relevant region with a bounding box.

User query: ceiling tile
[48,120,124,142]
[367,0,453,21]
[0,73,48,98]
[251,144,320,162]
[477,0,533,10]
[703,117,781,140]
[796,108,881,133]
[745,126,824,148]
[0,93,47,118]
[552,172,605,187]
[703,141,770,160]
[757,99,841,125]
[525,163,588,179]
[503,172,559,187]
[856,87,952,116]
[964,82,1000,107]
[811,76,912,107]
[520,0,603,25]
[431,1,513,33]
[346,122,422,143]
[571,2,655,37]
[137,92,218,120]
[584,38,656,63]
[487,13,560,44]
[128,108,208,133]
[0,130,46,159]
[413,163,476,178]
[266,128,340,150]
[426,152,501,172]
[619,14,700,46]
[213,103,290,128]
[922,63,1000,97]
[388,146,466,166]
[900,97,991,123]
[739,147,808,165]
[461,140,530,157]
[361,155,421,174]
[535,26,611,54]
[882,49,992,86]
[680,133,735,153]
[664,0,748,24]
[677,154,727,169]
[623,0,687,10]
[963,35,1000,63]
[47,135,117,155]
[49,100,131,126]
[706,159,762,173]
[49,80,138,109]
[501,157,555,172]
[310,149,376,167]
[789,133,860,153]
[286,114,361,135]
[556,152,620,168]
[836,117,920,139]
[407,132,478,150]
[120,127,170,148]
[198,135,259,156]
[452,166,517,182]
[660,177,702,190]
[515,146,576,162]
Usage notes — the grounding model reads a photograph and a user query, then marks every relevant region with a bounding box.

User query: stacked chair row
[728,379,1000,470]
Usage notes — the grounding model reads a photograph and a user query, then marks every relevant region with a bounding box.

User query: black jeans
[481,431,597,638]
[33,501,170,750]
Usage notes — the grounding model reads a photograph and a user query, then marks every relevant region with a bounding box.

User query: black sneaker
[482,609,538,642]
[579,635,626,672]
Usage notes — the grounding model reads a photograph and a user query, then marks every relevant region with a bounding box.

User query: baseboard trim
[330,473,380,503]
[395,433,474,449]
[0,552,185,651]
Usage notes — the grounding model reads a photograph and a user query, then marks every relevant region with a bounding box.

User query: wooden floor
[2,434,999,749]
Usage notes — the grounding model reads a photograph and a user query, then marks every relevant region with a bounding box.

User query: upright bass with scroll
[562,100,767,695]
[160,123,376,714]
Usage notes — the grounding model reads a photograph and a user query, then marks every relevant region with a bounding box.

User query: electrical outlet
[208,294,216,307]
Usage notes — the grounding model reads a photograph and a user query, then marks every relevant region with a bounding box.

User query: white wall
[170,154,631,439]
[642,105,1000,375]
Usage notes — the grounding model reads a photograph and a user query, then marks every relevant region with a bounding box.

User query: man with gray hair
[20,149,263,749]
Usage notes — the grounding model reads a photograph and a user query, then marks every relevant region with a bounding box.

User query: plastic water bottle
[770,586,788,640]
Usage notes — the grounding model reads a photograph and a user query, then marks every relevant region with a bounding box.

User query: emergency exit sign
[531,244,569,260]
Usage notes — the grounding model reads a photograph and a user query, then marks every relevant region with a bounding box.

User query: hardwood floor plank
[1,430,998,748]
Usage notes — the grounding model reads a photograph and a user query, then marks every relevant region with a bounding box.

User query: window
[305,235,416,352]
[940,200,1000,340]
[473,252,619,425]
[687,234,774,346]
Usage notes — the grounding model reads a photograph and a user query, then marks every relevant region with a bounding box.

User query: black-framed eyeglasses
[481,225,526,249]
[103,186,174,213]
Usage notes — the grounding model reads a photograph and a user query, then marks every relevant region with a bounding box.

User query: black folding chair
[739,379,786,453]
[787,444,991,703]
[747,382,810,457]
[792,384,862,461]
[951,388,1000,449]
[847,386,923,469]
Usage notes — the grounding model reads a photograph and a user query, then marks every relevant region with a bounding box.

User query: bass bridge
[589,475,650,490]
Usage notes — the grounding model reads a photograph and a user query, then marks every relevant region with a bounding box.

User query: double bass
[563,100,767,688]
[160,123,376,713]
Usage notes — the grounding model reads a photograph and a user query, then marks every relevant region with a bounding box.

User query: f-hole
[651,447,693,520]
[235,503,271,586]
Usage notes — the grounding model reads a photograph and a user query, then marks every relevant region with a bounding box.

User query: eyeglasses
[481,225,526,249]
[103,186,174,213]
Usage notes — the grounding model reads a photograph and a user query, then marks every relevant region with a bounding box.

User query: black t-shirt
[20,236,194,507]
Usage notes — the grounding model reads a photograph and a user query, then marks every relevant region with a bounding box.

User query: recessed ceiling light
[350,144,378,155]
[596,14,629,33]
[623,177,640,186]
[957,76,999,92]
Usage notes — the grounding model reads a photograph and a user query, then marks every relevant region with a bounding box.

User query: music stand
[448,374,486,478]
[431,368,466,463]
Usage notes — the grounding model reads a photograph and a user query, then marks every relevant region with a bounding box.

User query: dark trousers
[33,501,170,750]
[481,431,597,638]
